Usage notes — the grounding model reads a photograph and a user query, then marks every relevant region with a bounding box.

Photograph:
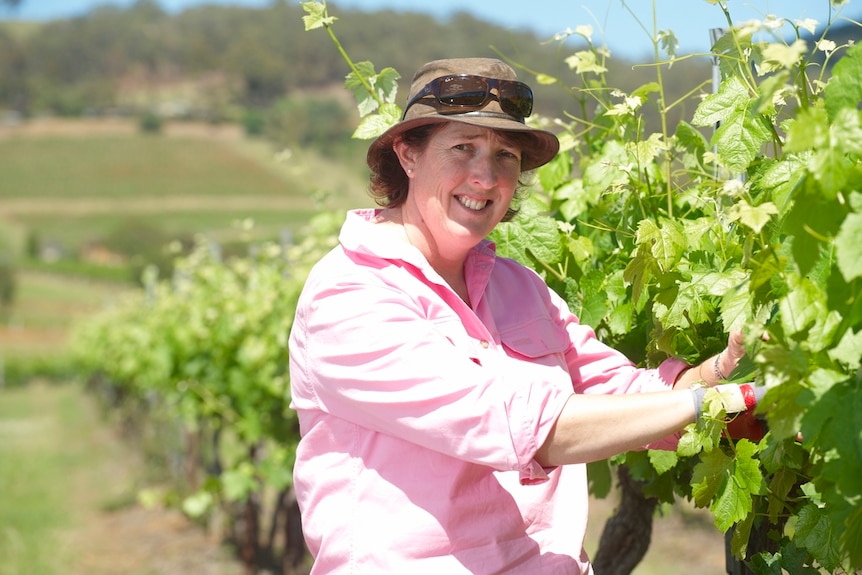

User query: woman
[288,57,760,574]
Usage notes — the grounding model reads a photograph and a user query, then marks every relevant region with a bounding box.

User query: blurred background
[0,1,858,574]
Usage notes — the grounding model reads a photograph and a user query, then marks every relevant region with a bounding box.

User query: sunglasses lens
[438,76,489,107]
[499,83,533,117]
[403,74,534,120]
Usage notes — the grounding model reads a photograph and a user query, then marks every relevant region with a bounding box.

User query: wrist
[713,352,728,381]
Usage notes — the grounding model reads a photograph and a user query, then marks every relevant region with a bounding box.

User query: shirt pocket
[498,317,569,362]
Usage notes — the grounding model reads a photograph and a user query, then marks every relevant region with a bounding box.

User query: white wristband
[691,383,761,421]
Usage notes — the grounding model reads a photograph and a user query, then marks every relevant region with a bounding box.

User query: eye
[498,148,521,162]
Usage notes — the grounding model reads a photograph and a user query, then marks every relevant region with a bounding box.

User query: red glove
[725,408,766,441]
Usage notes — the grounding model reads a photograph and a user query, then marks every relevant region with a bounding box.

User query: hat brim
[366,113,560,173]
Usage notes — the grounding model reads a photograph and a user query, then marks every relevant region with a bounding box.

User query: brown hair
[367,123,536,223]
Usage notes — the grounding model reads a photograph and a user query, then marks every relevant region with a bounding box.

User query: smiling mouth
[456,196,489,211]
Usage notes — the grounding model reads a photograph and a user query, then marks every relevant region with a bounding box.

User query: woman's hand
[716,330,746,382]
[674,330,748,389]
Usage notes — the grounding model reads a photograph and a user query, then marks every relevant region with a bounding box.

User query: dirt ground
[20,382,246,575]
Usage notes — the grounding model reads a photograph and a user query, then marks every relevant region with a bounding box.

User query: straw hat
[366,58,560,172]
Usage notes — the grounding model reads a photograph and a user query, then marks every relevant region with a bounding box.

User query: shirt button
[479,340,490,349]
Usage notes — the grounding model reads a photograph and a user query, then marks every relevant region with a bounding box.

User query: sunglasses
[403,74,534,120]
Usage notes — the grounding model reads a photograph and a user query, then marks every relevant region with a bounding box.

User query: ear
[392,136,416,174]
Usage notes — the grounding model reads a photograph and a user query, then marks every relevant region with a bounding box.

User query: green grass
[16,208,317,253]
[10,270,127,330]
[0,137,301,199]
[0,383,90,575]
[0,270,131,359]
[0,127,370,256]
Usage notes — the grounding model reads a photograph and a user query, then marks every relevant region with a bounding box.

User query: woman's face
[395,122,522,258]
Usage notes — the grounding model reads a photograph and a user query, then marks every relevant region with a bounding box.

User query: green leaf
[587,459,613,499]
[352,103,401,140]
[221,462,258,502]
[720,285,752,333]
[836,212,862,282]
[832,107,862,157]
[606,301,633,336]
[824,41,862,121]
[795,503,842,571]
[677,425,704,457]
[757,153,807,212]
[583,140,628,199]
[675,120,708,152]
[623,248,651,307]
[181,490,213,518]
[693,76,748,127]
[779,278,822,338]
[665,279,713,328]
[753,70,789,114]
[692,447,732,508]
[808,147,850,196]
[345,65,402,118]
[713,108,772,173]
[767,467,800,522]
[648,449,678,475]
[828,328,862,368]
[629,132,664,168]
[710,440,763,532]
[577,270,609,327]
[727,199,778,233]
[636,218,685,273]
[784,106,829,153]
[564,50,607,74]
[845,504,862,570]
[731,510,756,559]
[301,1,336,30]
[539,151,572,191]
[491,214,562,266]
[658,29,678,58]
[784,191,846,276]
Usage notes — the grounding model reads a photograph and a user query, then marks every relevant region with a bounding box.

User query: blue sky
[1,0,856,59]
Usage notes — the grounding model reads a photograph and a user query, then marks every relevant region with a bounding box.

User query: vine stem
[319,2,384,108]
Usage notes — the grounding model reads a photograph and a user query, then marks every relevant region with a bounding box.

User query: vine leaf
[824,41,862,121]
[635,218,685,273]
[693,440,763,532]
[346,63,401,117]
[726,199,778,233]
[845,505,862,570]
[713,108,772,173]
[491,213,562,267]
[648,449,678,475]
[301,1,336,30]
[693,76,747,128]
[353,103,401,139]
[835,210,862,282]
[795,503,842,571]
[577,270,609,328]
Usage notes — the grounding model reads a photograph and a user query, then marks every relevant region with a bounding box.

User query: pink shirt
[288,209,688,574]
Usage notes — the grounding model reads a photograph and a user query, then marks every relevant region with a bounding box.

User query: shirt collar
[339,208,498,280]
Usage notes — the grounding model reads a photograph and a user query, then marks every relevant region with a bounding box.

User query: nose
[469,151,497,189]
